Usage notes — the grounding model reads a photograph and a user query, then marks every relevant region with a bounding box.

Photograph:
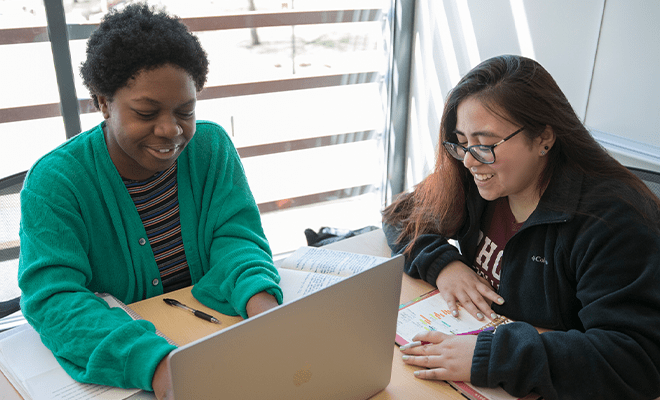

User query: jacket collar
[460,165,584,242]
[526,166,583,226]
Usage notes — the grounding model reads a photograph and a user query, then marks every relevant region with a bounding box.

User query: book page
[280,246,387,276]
[277,247,389,303]
[278,268,346,303]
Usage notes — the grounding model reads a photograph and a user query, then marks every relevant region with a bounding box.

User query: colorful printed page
[396,289,510,345]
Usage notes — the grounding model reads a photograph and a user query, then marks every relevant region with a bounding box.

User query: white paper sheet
[277,246,388,302]
[0,324,141,400]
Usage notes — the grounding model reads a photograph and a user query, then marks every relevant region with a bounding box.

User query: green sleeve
[19,164,175,391]
[189,122,283,318]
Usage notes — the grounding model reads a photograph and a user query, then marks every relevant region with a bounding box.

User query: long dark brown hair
[383,55,660,251]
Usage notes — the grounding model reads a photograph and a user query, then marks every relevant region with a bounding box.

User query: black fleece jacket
[384,168,660,400]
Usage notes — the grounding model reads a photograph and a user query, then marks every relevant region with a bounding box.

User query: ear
[538,125,556,155]
[97,95,111,119]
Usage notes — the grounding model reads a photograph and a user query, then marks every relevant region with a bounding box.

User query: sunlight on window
[406,97,436,185]
[509,0,535,59]
[432,0,460,86]
[456,0,480,68]
[0,0,393,256]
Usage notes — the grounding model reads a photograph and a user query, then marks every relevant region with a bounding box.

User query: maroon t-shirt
[472,197,522,290]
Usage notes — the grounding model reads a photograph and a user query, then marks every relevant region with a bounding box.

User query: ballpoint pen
[163,298,221,324]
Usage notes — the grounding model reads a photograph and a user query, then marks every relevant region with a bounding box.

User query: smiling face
[99,64,197,181]
[455,96,555,221]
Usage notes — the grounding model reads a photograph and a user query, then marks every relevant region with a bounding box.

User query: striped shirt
[123,162,192,292]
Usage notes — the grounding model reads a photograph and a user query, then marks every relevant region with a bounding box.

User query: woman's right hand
[435,260,504,321]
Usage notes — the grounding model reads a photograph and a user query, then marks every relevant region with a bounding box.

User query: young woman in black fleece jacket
[384,54,660,400]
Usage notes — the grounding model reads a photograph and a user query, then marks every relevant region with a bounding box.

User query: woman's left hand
[400,331,477,382]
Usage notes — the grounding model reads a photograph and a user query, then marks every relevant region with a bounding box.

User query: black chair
[0,171,26,327]
[628,166,660,199]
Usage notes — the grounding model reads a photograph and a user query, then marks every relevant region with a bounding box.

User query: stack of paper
[0,324,143,400]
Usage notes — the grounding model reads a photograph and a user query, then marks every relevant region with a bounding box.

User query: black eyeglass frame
[442,126,525,164]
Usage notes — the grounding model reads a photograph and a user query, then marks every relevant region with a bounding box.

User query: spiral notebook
[395,290,541,400]
[97,292,176,346]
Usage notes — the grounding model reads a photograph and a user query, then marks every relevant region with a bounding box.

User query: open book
[277,246,388,303]
[396,289,541,400]
[0,294,160,400]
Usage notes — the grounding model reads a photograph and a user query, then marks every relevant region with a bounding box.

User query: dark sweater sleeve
[383,222,468,285]
[471,198,660,400]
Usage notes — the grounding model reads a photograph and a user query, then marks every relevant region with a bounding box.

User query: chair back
[628,167,660,199]
[0,171,25,264]
[0,171,26,324]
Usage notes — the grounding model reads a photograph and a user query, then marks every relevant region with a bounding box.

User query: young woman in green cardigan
[18,4,281,399]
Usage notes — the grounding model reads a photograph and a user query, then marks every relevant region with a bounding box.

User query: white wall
[584,0,660,170]
[405,0,660,189]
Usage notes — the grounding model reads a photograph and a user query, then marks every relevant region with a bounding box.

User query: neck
[507,193,541,223]
[507,159,551,223]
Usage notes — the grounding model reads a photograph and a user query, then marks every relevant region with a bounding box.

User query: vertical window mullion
[44,0,81,139]
[385,0,415,203]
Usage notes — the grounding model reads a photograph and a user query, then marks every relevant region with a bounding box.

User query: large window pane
[2,0,393,256]
[0,3,66,178]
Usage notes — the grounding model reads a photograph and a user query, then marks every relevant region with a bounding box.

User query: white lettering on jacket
[531,255,546,264]
[476,237,498,268]
[492,251,503,280]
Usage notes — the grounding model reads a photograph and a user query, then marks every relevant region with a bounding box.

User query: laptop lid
[168,255,404,400]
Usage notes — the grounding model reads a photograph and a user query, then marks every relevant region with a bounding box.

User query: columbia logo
[531,256,546,264]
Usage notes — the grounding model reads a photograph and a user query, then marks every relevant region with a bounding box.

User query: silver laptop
[167,255,404,400]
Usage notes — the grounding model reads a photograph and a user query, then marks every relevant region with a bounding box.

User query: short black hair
[80,3,209,109]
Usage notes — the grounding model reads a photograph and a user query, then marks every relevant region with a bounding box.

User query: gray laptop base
[168,255,404,400]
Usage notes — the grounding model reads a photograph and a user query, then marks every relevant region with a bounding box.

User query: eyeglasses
[442,126,525,164]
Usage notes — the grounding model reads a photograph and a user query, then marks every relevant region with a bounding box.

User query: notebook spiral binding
[481,315,513,331]
[97,292,177,346]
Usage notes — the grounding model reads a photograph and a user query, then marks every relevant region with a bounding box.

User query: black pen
[163,298,221,324]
